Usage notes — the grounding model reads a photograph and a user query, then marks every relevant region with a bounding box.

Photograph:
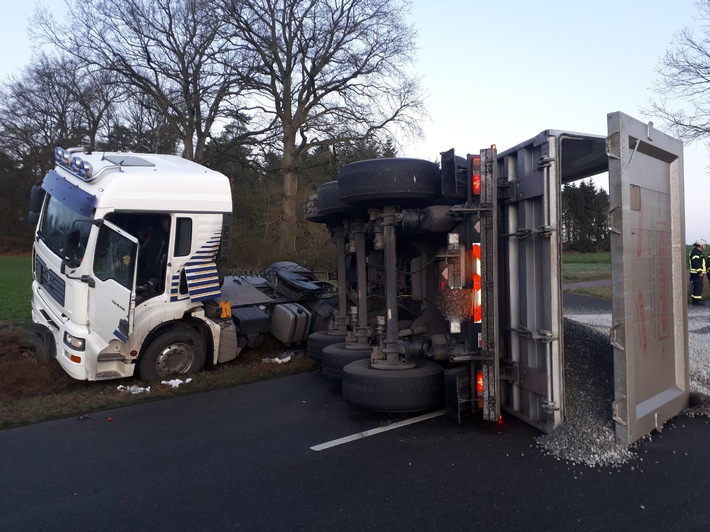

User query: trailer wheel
[17,332,51,364]
[306,330,347,362]
[341,359,444,412]
[316,181,367,219]
[319,342,372,380]
[139,326,206,381]
[338,159,441,206]
[304,193,329,223]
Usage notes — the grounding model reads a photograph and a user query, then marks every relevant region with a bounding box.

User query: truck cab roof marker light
[54,147,94,181]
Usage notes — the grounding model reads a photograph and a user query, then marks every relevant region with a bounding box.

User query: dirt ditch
[0,324,72,399]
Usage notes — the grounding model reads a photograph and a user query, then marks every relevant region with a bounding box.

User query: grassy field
[561,251,611,282]
[562,251,612,299]
[0,255,32,322]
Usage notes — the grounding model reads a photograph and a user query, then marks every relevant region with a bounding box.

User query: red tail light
[476,370,484,395]
[472,155,481,196]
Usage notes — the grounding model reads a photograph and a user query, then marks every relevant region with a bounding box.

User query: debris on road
[160,378,192,388]
[262,349,303,364]
[117,384,151,394]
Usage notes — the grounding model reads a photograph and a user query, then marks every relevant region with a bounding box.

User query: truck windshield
[38,194,93,264]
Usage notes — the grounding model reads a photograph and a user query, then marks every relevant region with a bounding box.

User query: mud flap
[445,365,472,423]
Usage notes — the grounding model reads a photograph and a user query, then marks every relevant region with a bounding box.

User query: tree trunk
[279,139,299,255]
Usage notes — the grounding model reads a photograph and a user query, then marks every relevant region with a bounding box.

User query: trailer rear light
[471,155,481,196]
[476,370,484,395]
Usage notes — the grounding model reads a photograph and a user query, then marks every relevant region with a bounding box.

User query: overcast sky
[1,0,706,242]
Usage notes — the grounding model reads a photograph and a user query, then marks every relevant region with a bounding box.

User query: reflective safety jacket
[689,246,707,275]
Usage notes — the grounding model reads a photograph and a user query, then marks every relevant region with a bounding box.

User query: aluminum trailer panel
[495,115,688,441]
[496,130,567,433]
[606,112,689,445]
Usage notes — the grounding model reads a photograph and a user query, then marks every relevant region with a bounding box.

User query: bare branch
[649,1,710,143]
[31,0,252,161]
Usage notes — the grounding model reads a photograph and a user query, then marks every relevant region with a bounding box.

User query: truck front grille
[35,255,66,307]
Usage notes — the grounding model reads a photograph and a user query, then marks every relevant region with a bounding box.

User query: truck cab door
[606,112,689,445]
[90,220,138,344]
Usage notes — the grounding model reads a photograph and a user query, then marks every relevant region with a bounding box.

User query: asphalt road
[2,363,710,531]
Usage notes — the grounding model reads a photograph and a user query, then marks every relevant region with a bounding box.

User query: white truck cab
[30,147,234,380]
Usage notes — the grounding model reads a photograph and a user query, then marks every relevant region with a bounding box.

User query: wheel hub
[156,342,194,376]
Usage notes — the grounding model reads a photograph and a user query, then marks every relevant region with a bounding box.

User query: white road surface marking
[310,409,446,451]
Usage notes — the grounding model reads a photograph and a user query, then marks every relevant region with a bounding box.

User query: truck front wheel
[139,326,206,381]
[17,331,51,364]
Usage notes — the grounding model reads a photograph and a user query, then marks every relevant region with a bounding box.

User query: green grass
[0,255,32,322]
[562,251,612,300]
[562,252,611,283]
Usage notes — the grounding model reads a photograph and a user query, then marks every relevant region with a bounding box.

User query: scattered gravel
[535,299,710,468]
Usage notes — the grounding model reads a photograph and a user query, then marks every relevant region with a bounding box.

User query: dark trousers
[690,274,704,302]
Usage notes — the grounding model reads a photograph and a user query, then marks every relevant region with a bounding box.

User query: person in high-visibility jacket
[689,239,707,305]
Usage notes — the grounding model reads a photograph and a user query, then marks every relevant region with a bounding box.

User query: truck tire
[341,359,444,412]
[337,159,441,206]
[17,332,51,364]
[304,193,329,223]
[138,326,206,381]
[306,330,347,362]
[316,181,366,219]
[319,342,372,380]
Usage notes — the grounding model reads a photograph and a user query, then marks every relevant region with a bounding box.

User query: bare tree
[33,0,251,161]
[650,1,710,142]
[0,53,102,175]
[223,0,425,253]
[101,90,182,154]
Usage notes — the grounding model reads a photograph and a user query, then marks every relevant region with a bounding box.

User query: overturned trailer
[305,112,688,445]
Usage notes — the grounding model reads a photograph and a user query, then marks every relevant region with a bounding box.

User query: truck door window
[174,218,192,257]
[94,224,137,290]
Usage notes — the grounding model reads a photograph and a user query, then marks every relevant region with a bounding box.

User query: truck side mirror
[28,184,46,225]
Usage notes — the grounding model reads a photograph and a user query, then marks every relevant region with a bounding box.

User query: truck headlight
[64,332,85,351]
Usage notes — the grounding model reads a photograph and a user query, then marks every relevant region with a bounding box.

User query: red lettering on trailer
[637,290,648,353]
[656,222,670,340]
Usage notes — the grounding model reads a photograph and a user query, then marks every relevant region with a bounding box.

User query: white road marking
[310,409,447,451]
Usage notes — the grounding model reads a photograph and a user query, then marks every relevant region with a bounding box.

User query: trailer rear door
[496,131,566,433]
[606,111,689,445]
